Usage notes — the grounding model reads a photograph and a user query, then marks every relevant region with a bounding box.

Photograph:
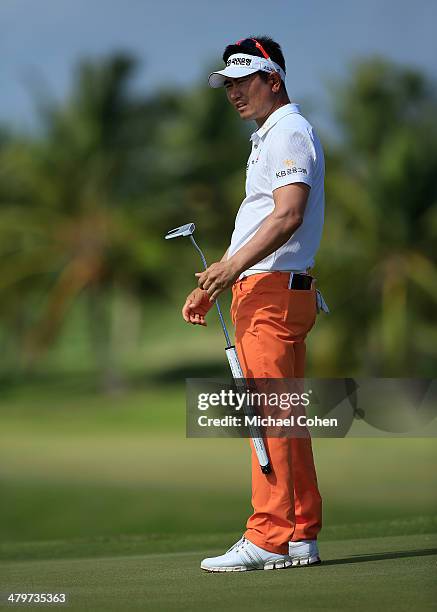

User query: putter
[165,222,271,474]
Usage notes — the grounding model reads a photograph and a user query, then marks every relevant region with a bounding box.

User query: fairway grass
[1,432,436,543]
[1,533,436,611]
[1,515,436,563]
[1,384,436,610]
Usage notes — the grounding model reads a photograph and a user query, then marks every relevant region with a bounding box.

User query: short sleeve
[268,129,315,191]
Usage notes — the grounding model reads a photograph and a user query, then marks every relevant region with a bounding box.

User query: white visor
[208,53,286,88]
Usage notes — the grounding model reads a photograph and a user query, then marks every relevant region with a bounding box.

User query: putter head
[164,223,196,240]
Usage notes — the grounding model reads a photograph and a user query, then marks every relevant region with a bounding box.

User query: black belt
[288,272,313,290]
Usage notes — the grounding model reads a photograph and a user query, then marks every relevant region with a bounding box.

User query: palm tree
[313,57,437,376]
[0,53,179,386]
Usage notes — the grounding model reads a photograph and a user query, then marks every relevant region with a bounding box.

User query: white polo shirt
[228,103,325,276]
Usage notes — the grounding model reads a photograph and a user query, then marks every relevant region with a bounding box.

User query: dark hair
[222,35,286,73]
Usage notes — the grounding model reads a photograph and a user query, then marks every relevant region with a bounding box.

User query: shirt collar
[250,103,301,142]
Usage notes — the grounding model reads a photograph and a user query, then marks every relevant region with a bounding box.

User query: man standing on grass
[182,36,326,572]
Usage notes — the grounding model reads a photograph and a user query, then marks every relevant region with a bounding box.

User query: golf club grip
[225,345,245,379]
[225,347,271,473]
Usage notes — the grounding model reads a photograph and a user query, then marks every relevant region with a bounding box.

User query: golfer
[182,36,326,572]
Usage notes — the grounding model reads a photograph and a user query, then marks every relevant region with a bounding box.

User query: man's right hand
[182,288,214,326]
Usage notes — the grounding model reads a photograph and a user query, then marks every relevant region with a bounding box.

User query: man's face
[224,72,277,121]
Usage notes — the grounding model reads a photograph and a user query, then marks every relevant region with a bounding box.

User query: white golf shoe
[201,537,292,572]
[288,539,321,566]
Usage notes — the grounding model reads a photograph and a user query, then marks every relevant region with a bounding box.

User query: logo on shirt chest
[246,150,262,174]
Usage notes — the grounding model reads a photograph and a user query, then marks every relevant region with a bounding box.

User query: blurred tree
[1,53,436,382]
[152,80,251,251]
[0,53,181,387]
[314,57,437,375]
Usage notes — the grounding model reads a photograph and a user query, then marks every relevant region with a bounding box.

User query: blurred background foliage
[1,52,436,556]
[0,52,436,389]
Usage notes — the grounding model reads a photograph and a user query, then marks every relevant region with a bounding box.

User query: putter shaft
[189,235,232,348]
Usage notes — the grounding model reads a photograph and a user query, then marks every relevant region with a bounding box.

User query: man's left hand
[195,261,240,302]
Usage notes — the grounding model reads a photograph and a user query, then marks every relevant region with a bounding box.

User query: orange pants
[230,272,322,554]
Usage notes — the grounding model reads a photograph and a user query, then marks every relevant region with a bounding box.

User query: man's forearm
[228,213,301,276]
[220,248,229,262]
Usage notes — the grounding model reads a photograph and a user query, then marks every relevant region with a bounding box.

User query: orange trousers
[230,272,322,555]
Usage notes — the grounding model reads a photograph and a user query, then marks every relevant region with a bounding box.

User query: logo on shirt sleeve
[275,159,308,179]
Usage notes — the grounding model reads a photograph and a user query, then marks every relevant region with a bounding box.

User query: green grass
[1,382,436,544]
[1,430,436,542]
[1,516,436,563]
[0,291,436,610]
[1,532,436,611]
[0,382,436,610]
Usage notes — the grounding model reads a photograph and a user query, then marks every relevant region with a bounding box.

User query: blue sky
[1,0,436,135]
